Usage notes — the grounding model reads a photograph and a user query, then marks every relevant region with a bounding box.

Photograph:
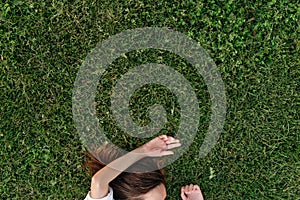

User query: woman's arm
[90,135,181,199]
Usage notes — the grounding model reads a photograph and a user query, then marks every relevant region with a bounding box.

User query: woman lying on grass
[84,135,204,200]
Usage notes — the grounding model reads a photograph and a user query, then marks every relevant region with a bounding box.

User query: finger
[160,151,174,156]
[188,184,194,193]
[194,185,200,191]
[181,188,187,200]
[166,136,176,141]
[166,139,180,144]
[192,185,196,191]
[159,135,168,140]
[166,143,181,149]
[184,185,189,193]
[185,185,190,193]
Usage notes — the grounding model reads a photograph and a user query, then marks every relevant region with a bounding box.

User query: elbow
[91,175,108,189]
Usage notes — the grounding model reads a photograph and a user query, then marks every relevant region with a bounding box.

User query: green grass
[1,0,299,199]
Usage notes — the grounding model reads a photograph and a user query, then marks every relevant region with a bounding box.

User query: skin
[143,183,167,200]
[180,184,204,200]
[142,183,204,200]
[89,135,204,200]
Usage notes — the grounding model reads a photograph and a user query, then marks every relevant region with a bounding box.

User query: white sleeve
[84,187,114,200]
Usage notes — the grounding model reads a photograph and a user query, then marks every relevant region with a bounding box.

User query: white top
[84,187,114,200]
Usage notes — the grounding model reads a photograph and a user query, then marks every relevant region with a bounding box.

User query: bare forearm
[93,147,145,183]
[90,147,146,198]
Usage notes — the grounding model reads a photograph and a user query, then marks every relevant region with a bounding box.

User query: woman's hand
[140,135,181,157]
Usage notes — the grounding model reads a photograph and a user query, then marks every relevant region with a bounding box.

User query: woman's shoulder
[84,187,114,200]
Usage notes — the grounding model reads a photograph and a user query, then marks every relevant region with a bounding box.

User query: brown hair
[83,145,166,200]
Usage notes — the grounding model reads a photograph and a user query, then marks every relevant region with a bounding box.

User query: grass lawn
[1,0,299,199]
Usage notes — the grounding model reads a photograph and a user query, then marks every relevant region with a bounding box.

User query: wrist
[132,146,148,158]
